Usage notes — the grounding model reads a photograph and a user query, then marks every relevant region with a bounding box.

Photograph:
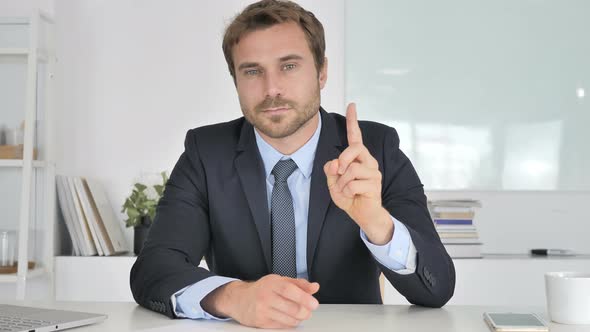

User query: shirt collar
[254,113,322,180]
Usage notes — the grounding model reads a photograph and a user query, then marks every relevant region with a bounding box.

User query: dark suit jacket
[130,109,455,318]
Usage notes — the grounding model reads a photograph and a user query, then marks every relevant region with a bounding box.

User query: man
[130,0,455,329]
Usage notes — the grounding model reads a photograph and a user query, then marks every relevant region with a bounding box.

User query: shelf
[0,160,47,168]
[479,253,590,260]
[0,47,28,55]
[1,11,56,300]
[0,48,49,62]
[0,267,45,283]
[0,17,28,25]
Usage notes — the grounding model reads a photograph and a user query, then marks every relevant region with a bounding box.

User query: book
[57,175,93,256]
[438,232,479,238]
[74,177,108,256]
[429,199,482,208]
[55,175,129,256]
[85,178,129,254]
[432,211,475,219]
[82,178,120,255]
[433,219,473,225]
[430,206,476,213]
[435,225,477,231]
[72,176,104,256]
[59,175,91,256]
[67,176,98,256]
[441,237,482,244]
[56,176,81,256]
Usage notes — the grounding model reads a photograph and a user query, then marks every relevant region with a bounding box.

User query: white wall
[0,0,53,16]
[53,0,345,247]
[52,0,590,255]
[2,1,588,303]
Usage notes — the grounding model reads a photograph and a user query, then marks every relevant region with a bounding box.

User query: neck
[256,112,320,155]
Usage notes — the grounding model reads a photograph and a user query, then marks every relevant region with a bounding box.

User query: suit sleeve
[130,129,217,318]
[377,126,456,308]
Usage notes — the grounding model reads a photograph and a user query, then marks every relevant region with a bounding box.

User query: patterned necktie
[270,159,298,278]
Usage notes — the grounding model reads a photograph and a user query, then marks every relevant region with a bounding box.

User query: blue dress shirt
[172,115,417,319]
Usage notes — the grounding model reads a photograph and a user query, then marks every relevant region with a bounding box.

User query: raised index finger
[346,103,363,145]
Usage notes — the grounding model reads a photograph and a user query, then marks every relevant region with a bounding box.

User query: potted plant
[121,171,168,255]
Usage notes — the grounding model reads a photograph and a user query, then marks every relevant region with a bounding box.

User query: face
[232,22,327,139]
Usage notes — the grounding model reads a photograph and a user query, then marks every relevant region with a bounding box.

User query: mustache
[256,97,296,112]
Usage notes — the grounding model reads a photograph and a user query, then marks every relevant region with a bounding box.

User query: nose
[264,70,282,98]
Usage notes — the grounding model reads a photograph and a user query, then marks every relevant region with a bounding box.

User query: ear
[319,57,328,89]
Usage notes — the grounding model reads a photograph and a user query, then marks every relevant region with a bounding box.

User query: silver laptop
[0,304,107,332]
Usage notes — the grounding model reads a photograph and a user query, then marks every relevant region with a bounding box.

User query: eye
[244,69,260,76]
[282,63,297,71]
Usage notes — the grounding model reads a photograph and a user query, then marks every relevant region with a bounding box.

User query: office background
[1,0,588,302]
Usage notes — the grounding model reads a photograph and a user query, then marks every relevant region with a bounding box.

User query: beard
[241,87,320,139]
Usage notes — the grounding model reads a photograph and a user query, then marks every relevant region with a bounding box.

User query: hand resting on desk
[201,274,320,329]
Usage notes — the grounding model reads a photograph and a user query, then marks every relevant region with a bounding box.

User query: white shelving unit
[0,11,56,300]
[0,160,47,168]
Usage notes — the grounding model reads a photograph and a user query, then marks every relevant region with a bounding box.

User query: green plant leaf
[127,207,140,219]
[122,171,169,227]
[154,184,164,197]
[134,183,147,192]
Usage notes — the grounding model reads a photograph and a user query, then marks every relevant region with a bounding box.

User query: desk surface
[8,302,590,332]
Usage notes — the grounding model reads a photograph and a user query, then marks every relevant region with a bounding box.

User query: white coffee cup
[545,272,590,325]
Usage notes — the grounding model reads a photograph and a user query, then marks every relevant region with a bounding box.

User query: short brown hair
[222,0,325,80]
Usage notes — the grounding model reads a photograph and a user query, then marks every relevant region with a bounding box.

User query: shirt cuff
[360,215,417,275]
[172,276,238,320]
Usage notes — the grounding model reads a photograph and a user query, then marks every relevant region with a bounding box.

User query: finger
[267,308,301,328]
[270,298,312,321]
[346,103,363,145]
[335,162,380,192]
[277,282,319,311]
[291,279,320,294]
[342,179,381,199]
[337,145,378,175]
[324,159,340,189]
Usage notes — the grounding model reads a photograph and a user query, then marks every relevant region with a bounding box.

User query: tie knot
[272,159,298,182]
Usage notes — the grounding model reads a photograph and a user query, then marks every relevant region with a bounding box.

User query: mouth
[262,107,291,115]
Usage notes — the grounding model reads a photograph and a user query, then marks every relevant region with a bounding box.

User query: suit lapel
[234,120,272,272]
[307,110,343,277]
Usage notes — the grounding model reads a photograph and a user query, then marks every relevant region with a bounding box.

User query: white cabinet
[54,255,590,305]
[384,255,590,306]
[54,256,208,302]
[0,11,56,300]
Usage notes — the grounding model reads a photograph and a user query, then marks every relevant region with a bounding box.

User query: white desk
[8,302,590,332]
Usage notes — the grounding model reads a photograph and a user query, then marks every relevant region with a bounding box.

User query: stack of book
[56,175,129,256]
[428,199,482,258]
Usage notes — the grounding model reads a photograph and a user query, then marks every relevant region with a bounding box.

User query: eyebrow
[279,54,303,62]
[237,62,259,71]
[237,54,304,71]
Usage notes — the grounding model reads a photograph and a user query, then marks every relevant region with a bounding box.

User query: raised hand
[323,103,393,245]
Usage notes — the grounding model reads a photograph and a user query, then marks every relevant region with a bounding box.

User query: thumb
[291,278,320,294]
[324,159,340,190]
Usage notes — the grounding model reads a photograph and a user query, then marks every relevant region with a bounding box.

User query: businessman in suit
[130,0,455,329]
